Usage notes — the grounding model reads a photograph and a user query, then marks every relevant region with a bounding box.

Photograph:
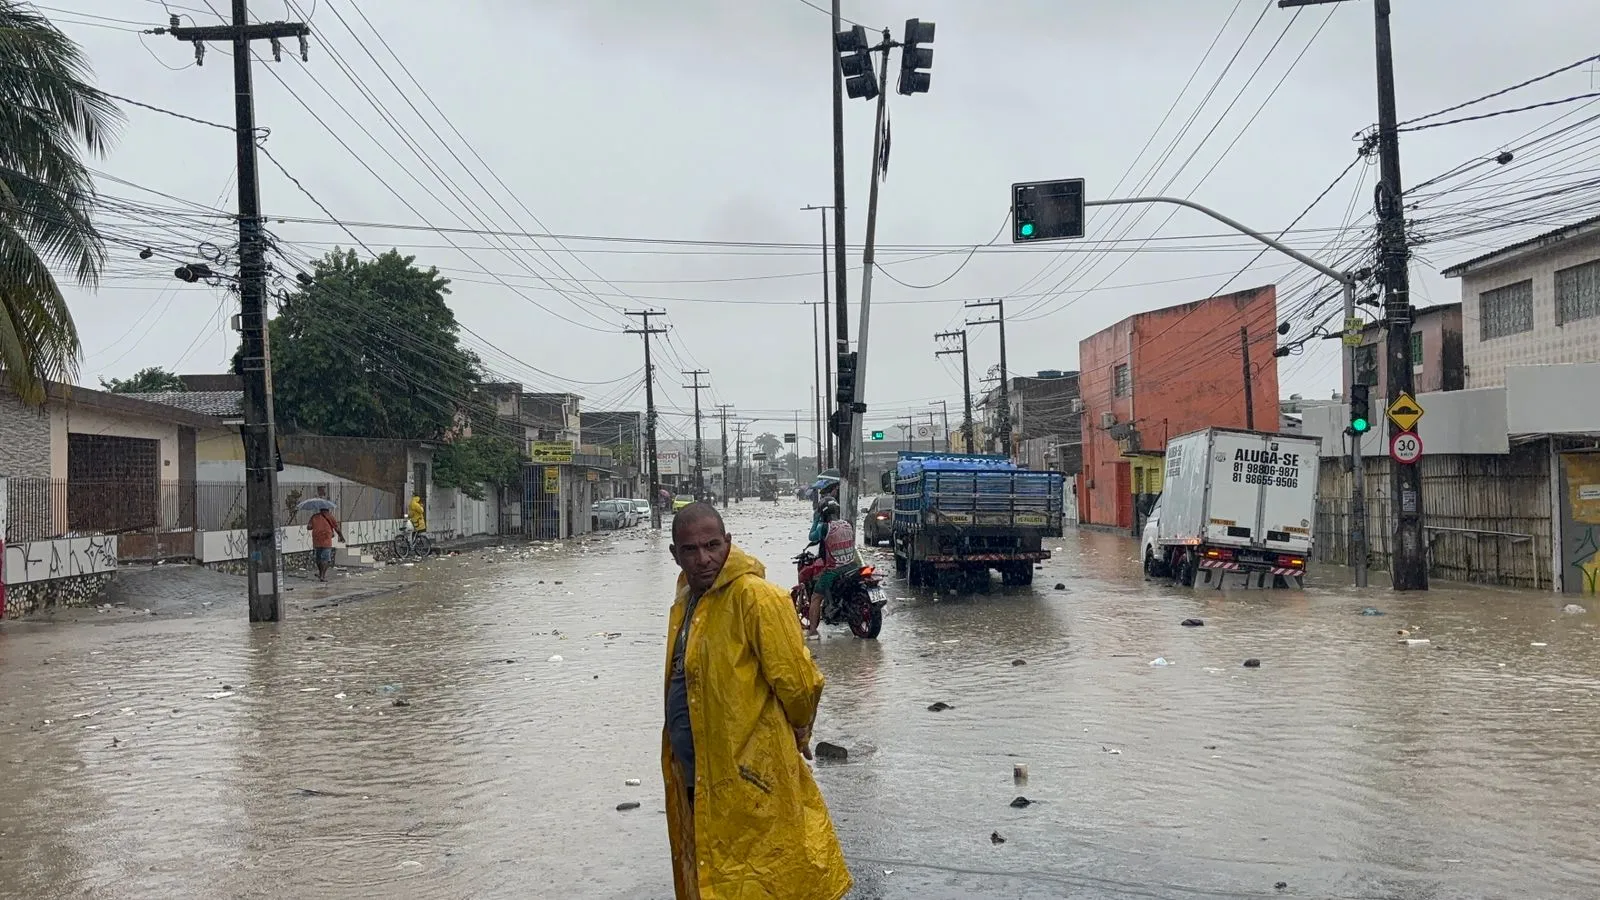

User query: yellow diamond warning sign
[1386,391,1424,432]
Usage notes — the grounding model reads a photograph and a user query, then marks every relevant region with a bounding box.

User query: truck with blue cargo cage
[1140,427,1322,590]
[879,452,1066,590]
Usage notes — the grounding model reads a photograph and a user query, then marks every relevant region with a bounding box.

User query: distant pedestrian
[408,494,427,534]
[663,503,851,900]
[308,507,344,582]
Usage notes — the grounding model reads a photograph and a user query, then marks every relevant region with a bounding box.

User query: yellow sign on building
[543,466,560,493]
[530,441,575,463]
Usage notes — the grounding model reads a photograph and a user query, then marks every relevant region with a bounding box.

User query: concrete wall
[197,518,405,564]
[0,391,52,477]
[196,426,244,462]
[2,534,119,618]
[1506,364,1600,434]
[1460,229,1600,388]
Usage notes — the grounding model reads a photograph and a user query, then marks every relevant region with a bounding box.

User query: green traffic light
[1351,417,1369,433]
[1019,222,1036,238]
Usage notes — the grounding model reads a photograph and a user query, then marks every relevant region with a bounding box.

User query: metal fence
[4,476,397,544]
[1314,441,1553,589]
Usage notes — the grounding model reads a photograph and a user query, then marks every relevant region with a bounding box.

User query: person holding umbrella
[299,488,345,582]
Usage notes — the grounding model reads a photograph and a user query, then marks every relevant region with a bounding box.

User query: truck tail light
[1204,547,1235,561]
[1277,555,1305,569]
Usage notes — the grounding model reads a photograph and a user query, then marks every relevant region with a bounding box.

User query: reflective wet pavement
[3,500,1599,899]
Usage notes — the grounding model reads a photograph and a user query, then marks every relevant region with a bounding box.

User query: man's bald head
[670,503,731,593]
[670,502,725,542]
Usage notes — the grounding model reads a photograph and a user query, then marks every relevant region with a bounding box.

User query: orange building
[1077,285,1282,531]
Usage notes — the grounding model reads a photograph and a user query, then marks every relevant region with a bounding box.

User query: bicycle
[392,528,433,560]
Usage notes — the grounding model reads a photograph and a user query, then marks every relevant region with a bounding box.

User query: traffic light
[870,430,885,441]
[835,26,878,101]
[835,351,858,407]
[1348,383,1371,435]
[1012,178,1086,243]
[898,19,934,95]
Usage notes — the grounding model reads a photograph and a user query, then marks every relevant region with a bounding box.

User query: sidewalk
[0,562,407,627]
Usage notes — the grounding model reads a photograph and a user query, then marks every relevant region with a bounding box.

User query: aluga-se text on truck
[1141,427,1321,590]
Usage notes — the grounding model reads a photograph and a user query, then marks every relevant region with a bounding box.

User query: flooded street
[3,499,1599,899]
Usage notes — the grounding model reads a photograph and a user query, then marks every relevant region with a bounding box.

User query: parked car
[591,499,635,530]
[862,494,895,545]
[631,498,651,520]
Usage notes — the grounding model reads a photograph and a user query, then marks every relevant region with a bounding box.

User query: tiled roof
[127,390,243,418]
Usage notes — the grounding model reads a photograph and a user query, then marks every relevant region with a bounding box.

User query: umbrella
[297,497,337,512]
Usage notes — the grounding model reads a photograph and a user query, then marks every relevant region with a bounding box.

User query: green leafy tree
[268,249,482,439]
[100,366,185,393]
[0,3,121,405]
[433,433,524,500]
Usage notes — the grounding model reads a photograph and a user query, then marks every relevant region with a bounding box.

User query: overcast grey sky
[48,0,1600,445]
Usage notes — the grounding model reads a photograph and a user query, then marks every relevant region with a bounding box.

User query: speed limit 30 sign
[1390,431,1423,465]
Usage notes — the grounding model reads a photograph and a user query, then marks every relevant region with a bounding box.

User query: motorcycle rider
[805,497,857,640]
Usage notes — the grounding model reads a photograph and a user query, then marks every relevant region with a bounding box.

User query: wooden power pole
[168,2,308,622]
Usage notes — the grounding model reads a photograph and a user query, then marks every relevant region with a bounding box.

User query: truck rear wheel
[1001,563,1034,587]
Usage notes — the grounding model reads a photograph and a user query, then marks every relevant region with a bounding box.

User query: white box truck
[1141,427,1322,590]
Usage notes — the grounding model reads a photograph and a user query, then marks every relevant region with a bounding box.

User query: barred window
[1479,280,1533,340]
[1411,331,1423,371]
[1556,259,1600,325]
[1113,363,1130,397]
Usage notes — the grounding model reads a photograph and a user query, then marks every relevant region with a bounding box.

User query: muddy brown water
[2,500,1597,899]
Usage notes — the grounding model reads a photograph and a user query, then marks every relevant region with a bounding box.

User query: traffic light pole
[1343,282,1369,588]
[1084,194,1368,587]
[845,36,894,515]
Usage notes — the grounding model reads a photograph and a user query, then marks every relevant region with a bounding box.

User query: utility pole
[921,412,938,452]
[1278,0,1423,589]
[936,330,973,452]
[168,3,308,623]
[931,399,949,451]
[802,206,835,468]
[733,422,750,504]
[966,297,1011,459]
[1239,326,1256,430]
[809,300,824,469]
[684,370,709,501]
[716,405,733,508]
[793,411,802,484]
[899,415,915,453]
[625,310,667,530]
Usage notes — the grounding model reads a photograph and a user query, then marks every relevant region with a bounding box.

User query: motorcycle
[790,545,886,639]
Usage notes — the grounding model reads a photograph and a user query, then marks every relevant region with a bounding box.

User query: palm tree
[0,1,120,405]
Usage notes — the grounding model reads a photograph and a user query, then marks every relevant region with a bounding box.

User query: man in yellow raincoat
[663,503,852,900]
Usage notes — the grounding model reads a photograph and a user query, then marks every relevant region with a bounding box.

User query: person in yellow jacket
[407,495,426,533]
[663,503,851,900]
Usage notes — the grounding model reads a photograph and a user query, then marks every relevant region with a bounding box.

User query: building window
[1556,258,1600,325]
[1353,344,1378,386]
[1112,363,1130,397]
[1411,331,1423,371]
[1479,280,1533,340]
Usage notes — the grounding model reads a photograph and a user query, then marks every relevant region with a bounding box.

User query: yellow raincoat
[661,544,852,900]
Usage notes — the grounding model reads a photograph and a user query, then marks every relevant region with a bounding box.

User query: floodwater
[2,500,1599,899]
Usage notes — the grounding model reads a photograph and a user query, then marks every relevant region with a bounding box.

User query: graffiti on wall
[3,535,120,585]
[1564,454,1600,595]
